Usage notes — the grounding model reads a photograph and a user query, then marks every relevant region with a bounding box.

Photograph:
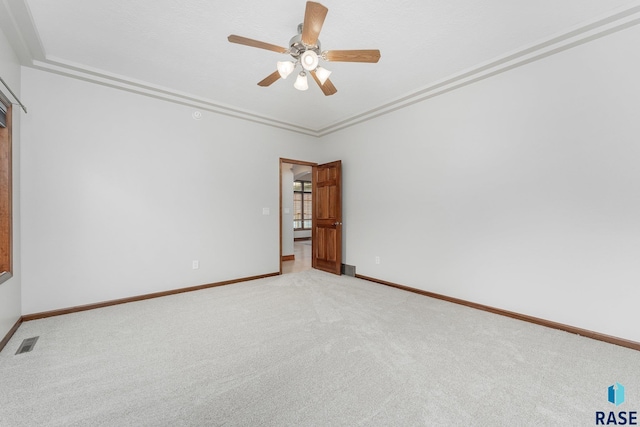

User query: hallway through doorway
[282,240,311,274]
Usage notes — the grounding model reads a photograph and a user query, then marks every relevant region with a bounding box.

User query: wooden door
[312,160,342,275]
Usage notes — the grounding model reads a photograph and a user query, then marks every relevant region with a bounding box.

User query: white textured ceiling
[3,0,640,135]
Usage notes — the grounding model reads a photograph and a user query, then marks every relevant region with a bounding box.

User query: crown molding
[31,57,321,137]
[0,0,45,64]
[4,1,640,138]
[317,3,640,136]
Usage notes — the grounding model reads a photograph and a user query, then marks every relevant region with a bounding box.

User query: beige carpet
[1,269,639,426]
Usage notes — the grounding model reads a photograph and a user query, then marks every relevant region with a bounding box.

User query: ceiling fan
[227,1,381,96]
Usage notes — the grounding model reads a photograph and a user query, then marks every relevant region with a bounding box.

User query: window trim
[0,95,12,285]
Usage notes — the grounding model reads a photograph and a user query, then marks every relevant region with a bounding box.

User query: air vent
[342,264,356,277]
[15,336,39,355]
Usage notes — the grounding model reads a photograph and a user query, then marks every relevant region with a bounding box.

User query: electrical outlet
[192,260,199,269]
[375,256,380,265]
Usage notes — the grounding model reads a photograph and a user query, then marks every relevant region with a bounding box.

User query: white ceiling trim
[4,2,640,137]
[318,4,640,136]
[0,0,44,64]
[32,57,321,137]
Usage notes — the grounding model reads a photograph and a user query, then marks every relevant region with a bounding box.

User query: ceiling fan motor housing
[289,24,321,59]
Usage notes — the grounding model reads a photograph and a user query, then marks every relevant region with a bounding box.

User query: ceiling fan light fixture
[315,66,332,85]
[277,61,296,79]
[294,71,309,91]
[300,50,319,71]
[228,2,379,96]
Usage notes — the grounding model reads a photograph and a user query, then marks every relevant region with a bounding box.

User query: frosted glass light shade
[315,66,332,85]
[294,72,308,91]
[277,61,295,79]
[300,50,319,71]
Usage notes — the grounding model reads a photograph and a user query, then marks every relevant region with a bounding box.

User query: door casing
[279,158,342,275]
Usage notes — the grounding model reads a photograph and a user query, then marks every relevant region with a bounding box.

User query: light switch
[262,208,270,215]
[284,207,290,214]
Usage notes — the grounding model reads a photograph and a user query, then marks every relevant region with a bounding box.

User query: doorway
[279,158,343,276]
[280,158,316,274]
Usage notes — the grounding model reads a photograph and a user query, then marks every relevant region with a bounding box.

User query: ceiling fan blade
[301,1,328,47]
[324,49,381,63]
[258,70,281,87]
[310,70,337,96]
[228,35,288,53]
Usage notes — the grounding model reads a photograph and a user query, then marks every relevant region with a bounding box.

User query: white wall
[10,10,640,346]
[20,68,318,314]
[0,25,22,342]
[281,165,294,257]
[319,24,640,343]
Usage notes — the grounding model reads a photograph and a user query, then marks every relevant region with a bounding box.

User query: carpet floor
[1,270,639,426]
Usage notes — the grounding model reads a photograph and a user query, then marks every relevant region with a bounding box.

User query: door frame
[279,158,317,275]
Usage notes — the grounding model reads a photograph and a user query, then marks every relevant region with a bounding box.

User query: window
[293,180,312,230]
[0,97,12,284]
[0,103,6,127]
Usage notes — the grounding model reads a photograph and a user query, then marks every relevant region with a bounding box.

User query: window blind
[0,104,6,128]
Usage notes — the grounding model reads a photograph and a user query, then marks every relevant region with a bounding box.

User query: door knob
[333,222,342,226]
